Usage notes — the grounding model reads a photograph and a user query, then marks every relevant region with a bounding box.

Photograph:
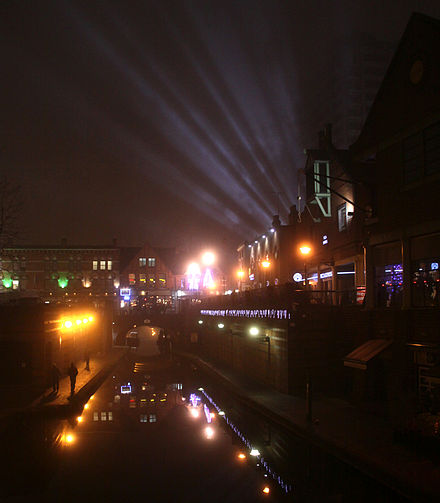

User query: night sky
[2,0,440,266]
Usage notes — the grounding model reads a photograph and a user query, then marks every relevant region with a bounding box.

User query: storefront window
[375,264,403,308]
[412,259,440,307]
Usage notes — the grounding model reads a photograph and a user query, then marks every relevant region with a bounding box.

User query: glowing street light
[250,448,260,457]
[299,245,312,256]
[249,326,259,336]
[299,244,312,288]
[201,251,216,266]
[237,270,245,279]
[261,260,271,269]
[63,320,73,329]
[217,323,225,329]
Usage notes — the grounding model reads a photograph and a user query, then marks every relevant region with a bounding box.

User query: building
[0,240,120,301]
[119,243,185,310]
[349,12,440,411]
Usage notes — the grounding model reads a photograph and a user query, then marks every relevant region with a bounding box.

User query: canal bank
[175,349,440,502]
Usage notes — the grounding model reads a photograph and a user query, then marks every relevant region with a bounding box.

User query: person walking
[84,349,90,371]
[68,362,78,396]
[51,363,61,393]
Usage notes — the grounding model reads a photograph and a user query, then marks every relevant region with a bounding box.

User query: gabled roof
[351,12,440,159]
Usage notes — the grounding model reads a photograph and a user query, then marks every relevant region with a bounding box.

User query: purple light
[203,404,212,423]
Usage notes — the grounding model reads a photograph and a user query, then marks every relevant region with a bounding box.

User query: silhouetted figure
[51,363,61,393]
[68,362,78,396]
[84,350,90,371]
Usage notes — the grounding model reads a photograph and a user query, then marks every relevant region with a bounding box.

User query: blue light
[431,262,439,270]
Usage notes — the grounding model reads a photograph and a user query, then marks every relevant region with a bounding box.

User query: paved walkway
[31,348,126,408]
[176,350,440,503]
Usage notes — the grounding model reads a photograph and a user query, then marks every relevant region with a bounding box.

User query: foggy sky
[2,0,440,267]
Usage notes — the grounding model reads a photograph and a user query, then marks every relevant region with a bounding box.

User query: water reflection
[0,353,410,502]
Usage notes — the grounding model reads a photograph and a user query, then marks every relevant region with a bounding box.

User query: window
[149,414,157,423]
[139,257,146,267]
[92,260,98,271]
[148,257,156,267]
[93,412,99,421]
[403,132,423,184]
[139,274,146,283]
[101,412,107,421]
[129,274,136,285]
[107,260,112,270]
[314,161,330,195]
[100,260,106,270]
[158,273,166,288]
[403,121,440,184]
[108,411,113,421]
[180,278,186,289]
[148,275,155,286]
[337,203,347,231]
[140,414,148,423]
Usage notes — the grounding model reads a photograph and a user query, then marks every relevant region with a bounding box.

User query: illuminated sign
[121,385,132,394]
[431,262,439,270]
[120,288,131,301]
[202,268,214,289]
[322,235,328,245]
[293,273,303,282]
[249,274,255,281]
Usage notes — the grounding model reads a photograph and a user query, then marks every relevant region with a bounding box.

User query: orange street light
[237,270,245,279]
[299,245,312,256]
[261,260,271,269]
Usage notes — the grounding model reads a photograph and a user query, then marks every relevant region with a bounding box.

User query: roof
[344,339,393,370]
[351,12,440,158]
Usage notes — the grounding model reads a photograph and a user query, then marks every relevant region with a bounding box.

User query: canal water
[1,350,410,502]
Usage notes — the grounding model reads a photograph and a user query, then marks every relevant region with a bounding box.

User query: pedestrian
[68,362,78,396]
[84,349,90,371]
[51,363,61,393]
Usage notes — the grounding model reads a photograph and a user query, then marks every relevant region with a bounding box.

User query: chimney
[318,130,326,149]
[61,238,67,247]
[272,214,281,228]
[288,205,297,225]
[325,123,332,147]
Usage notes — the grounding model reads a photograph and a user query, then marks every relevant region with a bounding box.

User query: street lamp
[201,251,216,266]
[299,244,312,288]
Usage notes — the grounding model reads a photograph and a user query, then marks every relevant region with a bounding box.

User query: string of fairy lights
[197,387,293,495]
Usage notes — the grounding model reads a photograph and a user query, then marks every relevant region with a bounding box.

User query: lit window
[92,260,98,271]
[129,274,135,285]
[338,203,347,231]
[108,412,113,421]
[148,275,155,286]
[93,412,98,421]
[148,257,156,267]
[158,273,166,288]
[101,412,107,421]
[139,274,146,283]
[139,257,146,267]
[100,260,106,270]
[149,414,157,423]
[107,260,112,270]
[140,414,148,423]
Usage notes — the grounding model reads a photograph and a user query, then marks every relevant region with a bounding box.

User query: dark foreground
[1,350,411,502]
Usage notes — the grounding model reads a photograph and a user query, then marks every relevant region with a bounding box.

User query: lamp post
[299,244,313,423]
[299,245,312,289]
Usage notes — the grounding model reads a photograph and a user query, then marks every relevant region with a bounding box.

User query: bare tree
[0,177,21,250]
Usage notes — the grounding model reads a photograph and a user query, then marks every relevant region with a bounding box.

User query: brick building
[0,240,120,301]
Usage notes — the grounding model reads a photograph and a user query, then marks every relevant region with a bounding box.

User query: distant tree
[0,176,21,250]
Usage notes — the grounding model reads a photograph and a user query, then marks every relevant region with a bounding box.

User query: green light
[58,277,68,289]
[2,278,12,288]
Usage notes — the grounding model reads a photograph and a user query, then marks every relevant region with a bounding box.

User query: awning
[344,339,392,370]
